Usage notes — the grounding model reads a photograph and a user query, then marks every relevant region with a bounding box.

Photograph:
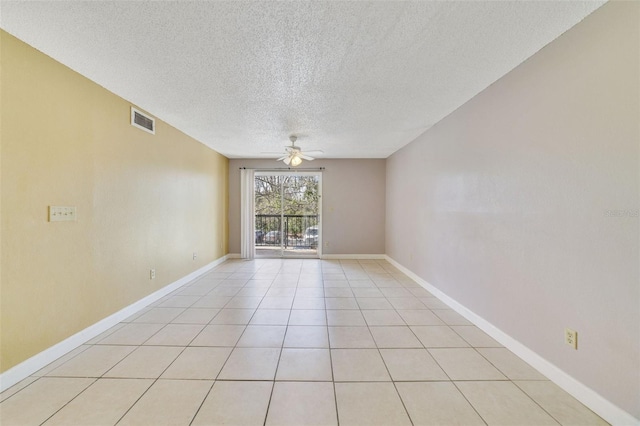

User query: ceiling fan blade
[298,154,315,161]
[261,151,286,155]
[276,155,289,161]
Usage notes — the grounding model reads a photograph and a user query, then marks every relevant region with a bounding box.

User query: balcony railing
[255,214,319,249]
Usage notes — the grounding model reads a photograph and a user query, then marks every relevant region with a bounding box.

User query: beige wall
[228,159,385,255]
[386,1,639,418]
[0,32,229,372]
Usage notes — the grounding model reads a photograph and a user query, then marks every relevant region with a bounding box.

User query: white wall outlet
[193,252,197,260]
[49,206,77,222]
[150,269,156,280]
[565,328,578,349]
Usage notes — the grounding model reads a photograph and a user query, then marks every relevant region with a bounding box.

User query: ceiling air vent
[131,107,155,134]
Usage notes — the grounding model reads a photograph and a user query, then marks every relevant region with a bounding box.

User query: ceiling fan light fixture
[289,154,302,166]
[269,135,320,166]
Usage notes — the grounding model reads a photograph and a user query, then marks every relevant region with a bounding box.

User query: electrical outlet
[193,252,197,260]
[150,269,156,280]
[565,328,578,349]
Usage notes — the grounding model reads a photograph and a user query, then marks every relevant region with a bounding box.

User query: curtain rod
[239,167,325,171]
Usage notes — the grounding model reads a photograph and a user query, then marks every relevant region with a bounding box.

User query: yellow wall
[0,31,229,372]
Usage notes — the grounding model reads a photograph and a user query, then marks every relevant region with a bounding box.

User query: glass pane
[254,175,283,258]
[254,173,320,258]
[282,175,319,257]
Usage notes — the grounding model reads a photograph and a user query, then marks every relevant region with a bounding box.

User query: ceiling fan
[264,135,324,166]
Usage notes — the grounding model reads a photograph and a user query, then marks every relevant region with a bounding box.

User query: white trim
[0,254,231,392]
[321,254,386,260]
[316,176,323,258]
[231,253,384,261]
[385,255,639,426]
[254,171,323,259]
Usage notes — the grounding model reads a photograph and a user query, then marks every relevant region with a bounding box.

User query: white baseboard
[229,253,386,261]
[385,256,638,426]
[0,254,231,393]
[321,254,386,260]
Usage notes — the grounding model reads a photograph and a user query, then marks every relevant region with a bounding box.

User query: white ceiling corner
[0,1,605,159]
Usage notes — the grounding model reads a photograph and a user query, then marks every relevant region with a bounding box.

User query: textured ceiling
[1,1,604,159]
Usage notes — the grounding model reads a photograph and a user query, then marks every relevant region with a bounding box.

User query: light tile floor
[1,259,609,425]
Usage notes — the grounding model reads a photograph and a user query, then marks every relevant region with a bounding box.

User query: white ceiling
[1,1,604,159]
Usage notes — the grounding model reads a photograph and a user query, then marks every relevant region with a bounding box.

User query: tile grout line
[114,267,231,426]
[361,261,416,426]
[1,258,601,425]
[188,274,249,425]
[13,271,224,423]
[35,377,99,425]
[261,262,298,426]
[383,263,491,426]
[363,259,492,426]
[326,263,341,426]
[510,381,567,426]
[114,266,239,425]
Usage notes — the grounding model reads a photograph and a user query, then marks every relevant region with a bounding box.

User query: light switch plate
[49,206,77,222]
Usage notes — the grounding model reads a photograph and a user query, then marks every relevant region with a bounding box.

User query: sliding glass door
[254,172,321,258]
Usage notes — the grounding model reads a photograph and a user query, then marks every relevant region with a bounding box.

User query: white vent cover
[130,106,155,134]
